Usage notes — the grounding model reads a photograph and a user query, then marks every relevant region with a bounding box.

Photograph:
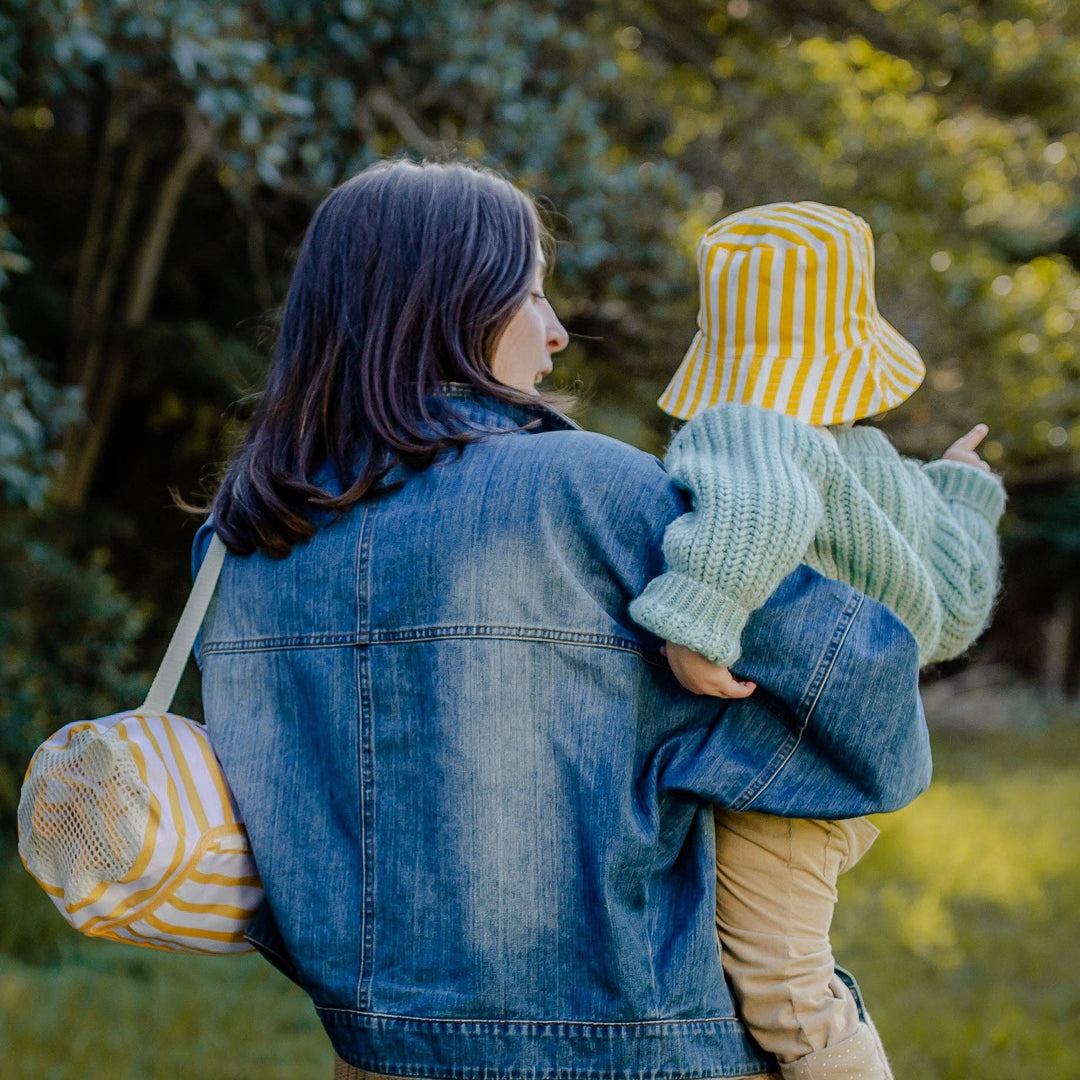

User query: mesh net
[18,726,150,908]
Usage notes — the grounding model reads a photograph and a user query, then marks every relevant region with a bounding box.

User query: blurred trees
[0,201,145,821]
[2,0,1080,814]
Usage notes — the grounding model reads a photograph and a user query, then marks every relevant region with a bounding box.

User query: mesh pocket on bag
[19,726,149,906]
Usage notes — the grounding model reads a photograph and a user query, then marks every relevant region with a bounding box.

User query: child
[630,202,1005,1080]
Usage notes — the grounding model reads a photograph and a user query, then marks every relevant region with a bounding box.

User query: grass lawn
[3,723,1078,1079]
[834,724,1080,1080]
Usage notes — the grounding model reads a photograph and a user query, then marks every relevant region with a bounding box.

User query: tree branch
[67,84,126,369]
[59,117,211,508]
[245,210,276,313]
[123,112,211,326]
[364,88,443,155]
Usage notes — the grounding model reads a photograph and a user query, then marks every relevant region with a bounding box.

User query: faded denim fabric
[193,388,930,1079]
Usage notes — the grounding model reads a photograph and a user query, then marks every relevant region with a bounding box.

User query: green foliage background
[2,0,1079,1074]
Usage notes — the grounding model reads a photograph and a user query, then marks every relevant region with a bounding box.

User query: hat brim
[658,313,924,425]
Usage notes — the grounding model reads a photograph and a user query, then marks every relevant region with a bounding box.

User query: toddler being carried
[630,202,1005,1080]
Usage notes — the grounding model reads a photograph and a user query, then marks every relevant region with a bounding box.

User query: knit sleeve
[628,404,832,666]
[918,459,1006,662]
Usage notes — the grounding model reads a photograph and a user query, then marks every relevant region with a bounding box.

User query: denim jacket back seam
[357,501,376,1012]
[200,626,662,660]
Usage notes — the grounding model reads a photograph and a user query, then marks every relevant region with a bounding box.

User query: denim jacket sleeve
[625,454,931,819]
[655,566,932,817]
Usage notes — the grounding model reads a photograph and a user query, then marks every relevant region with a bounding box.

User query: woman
[192,159,929,1079]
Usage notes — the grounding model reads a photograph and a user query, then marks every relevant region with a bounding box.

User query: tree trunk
[67,87,126,367]
[56,130,207,509]
[1042,592,1074,708]
[56,110,152,508]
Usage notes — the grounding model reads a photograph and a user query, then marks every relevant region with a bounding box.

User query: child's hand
[661,641,757,698]
[942,424,993,473]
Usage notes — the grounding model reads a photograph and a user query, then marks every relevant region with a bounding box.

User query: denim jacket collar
[436,383,581,434]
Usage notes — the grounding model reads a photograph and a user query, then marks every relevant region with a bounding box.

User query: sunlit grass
[0,945,330,1079]
[0,863,330,1079]
[835,725,1080,1080]
[3,725,1078,1078]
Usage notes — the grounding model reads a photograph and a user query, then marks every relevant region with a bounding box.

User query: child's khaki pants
[715,808,892,1079]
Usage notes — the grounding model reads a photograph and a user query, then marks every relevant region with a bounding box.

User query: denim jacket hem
[317,969,868,1080]
[318,1009,773,1080]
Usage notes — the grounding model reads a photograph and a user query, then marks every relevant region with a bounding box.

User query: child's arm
[834,423,1005,663]
[629,403,834,672]
[919,427,1006,661]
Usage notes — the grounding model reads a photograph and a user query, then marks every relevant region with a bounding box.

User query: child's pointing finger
[956,423,989,450]
[943,424,993,472]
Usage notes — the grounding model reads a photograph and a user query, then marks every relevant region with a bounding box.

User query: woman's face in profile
[490,257,569,394]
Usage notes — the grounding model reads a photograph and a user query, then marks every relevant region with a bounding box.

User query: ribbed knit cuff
[923,459,1006,524]
[628,571,749,666]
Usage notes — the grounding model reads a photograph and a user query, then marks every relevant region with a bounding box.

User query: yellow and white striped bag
[17,536,262,954]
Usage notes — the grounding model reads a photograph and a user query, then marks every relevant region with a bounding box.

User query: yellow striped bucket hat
[658,201,924,425]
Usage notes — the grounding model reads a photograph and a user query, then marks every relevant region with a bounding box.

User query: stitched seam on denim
[439,385,580,431]
[726,695,802,811]
[202,634,362,652]
[358,509,371,1006]
[323,1059,768,1080]
[317,1008,741,1026]
[326,1070,769,1080]
[324,1067,773,1075]
[800,592,864,724]
[373,627,645,651]
[324,1060,766,1080]
[362,506,377,1011]
[727,730,801,812]
[199,635,655,664]
[331,1072,768,1080]
[320,1014,769,1079]
[731,592,864,812]
[200,627,650,655]
[356,503,375,1011]
[329,1072,765,1080]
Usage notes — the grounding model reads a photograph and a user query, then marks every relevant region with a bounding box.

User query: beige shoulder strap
[140,534,227,715]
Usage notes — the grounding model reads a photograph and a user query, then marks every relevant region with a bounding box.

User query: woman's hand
[942,424,993,473]
[661,641,757,698]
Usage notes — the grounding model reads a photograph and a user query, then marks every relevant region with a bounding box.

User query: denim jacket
[193,388,930,1079]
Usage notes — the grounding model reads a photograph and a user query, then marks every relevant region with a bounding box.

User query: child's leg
[714,808,889,1079]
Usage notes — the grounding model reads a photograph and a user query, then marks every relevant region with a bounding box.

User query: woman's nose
[548,317,569,354]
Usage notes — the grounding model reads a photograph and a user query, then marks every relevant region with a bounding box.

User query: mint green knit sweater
[630,403,1006,667]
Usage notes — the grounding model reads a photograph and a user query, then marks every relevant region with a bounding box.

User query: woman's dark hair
[205,159,559,558]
